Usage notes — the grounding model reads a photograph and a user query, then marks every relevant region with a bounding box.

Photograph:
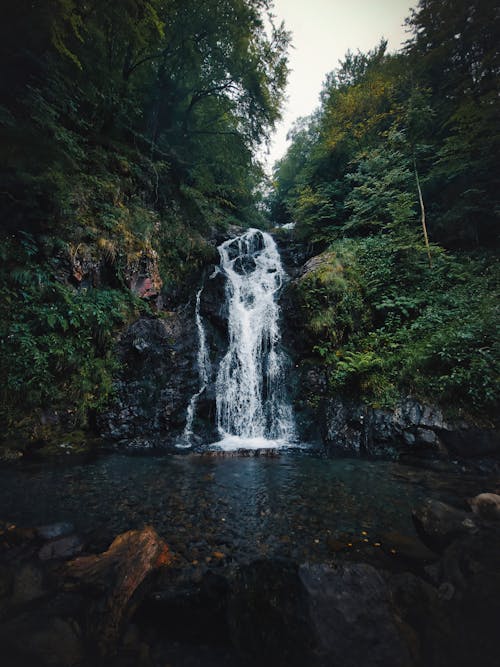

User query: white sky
[264,0,416,172]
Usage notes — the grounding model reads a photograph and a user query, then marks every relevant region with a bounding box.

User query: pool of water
[0,449,493,565]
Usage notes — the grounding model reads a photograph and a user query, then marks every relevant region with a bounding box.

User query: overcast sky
[264,0,416,172]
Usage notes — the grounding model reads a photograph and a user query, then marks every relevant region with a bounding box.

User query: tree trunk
[414,156,432,267]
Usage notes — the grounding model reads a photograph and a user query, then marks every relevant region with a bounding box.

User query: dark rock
[36,521,75,540]
[0,615,83,667]
[318,395,498,461]
[388,571,451,667]
[11,563,45,604]
[298,563,412,667]
[228,559,412,667]
[324,398,372,453]
[380,531,437,566]
[468,493,500,521]
[412,499,478,552]
[38,534,84,561]
[201,269,228,333]
[99,313,200,444]
[440,428,500,459]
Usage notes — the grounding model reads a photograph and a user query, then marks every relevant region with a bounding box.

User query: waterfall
[177,287,211,448]
[213,228,295,449]
[180,228,295,450]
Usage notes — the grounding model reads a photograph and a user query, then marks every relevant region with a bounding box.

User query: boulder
[38,534,83,561]
[468,493,500,521]
[412,499,478,552]
[36,522,75,540]
[228,559,412,667]
[63,526,171,655]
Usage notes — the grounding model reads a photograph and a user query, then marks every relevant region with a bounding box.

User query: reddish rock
[64,526,171,655]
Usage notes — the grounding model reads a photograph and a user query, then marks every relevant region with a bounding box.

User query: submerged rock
[36,521,75,540]
[38,534,83,561]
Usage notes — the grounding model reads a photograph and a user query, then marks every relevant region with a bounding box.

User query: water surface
[0,450,492,565]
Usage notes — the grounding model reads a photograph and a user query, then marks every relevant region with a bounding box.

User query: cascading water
[214,228,295,449]
[181,228,295,450]
[178,288,211,448]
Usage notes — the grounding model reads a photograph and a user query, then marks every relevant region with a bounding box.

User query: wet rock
[380,531,437,566]
[412,499,478,552]
[36,521,75,540]
[201,269,228,333]
[200,448,281,458]
[228,559,412,667]
[388,571,451,667]
[468,493,500,521]
[299,563,412,667]
[11,563,45,604]
[319,395,498,460]
[64,526,171,655]
[38,534,84,561]
[0,615,83,667]
[99,314,199,444]
[324,398,371,453]
[440,428,500,459]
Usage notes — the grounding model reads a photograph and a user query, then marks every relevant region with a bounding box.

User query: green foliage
[0,279,144,436]
[294,236,499,419]
[272,0,499,249]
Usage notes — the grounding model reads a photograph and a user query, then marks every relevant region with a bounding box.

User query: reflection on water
[0,451,490,564]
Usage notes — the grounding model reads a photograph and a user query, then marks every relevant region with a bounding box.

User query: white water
[213,228,295,450]
[177,288,211,448]
[180,228,295,451]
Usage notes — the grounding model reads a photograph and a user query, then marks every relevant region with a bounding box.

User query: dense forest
[272,0,499,423]
[0,0,289,446]
[0,0,498,451]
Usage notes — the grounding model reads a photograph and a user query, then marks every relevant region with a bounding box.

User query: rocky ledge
[321,395,500,461]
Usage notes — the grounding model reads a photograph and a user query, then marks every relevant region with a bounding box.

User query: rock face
[123,247,163,299]
[321,396,500,460]
[66,243,163,301]
[99,312,200,446]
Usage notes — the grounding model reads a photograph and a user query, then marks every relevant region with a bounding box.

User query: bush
[294,235,499,420]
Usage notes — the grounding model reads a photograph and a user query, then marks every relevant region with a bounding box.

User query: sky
[264,0,416,172]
